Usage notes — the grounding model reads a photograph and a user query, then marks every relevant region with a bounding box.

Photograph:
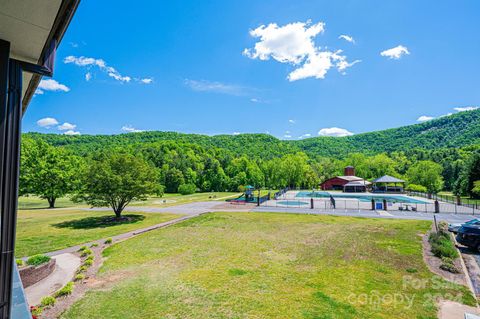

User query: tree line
[19,135,480,216]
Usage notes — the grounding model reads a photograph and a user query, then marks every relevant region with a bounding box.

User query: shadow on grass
[52,214,145,230]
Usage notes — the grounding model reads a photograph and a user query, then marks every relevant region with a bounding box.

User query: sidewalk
[25,253,81,306]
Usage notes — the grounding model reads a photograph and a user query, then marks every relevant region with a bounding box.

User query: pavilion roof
[372,175,405,183]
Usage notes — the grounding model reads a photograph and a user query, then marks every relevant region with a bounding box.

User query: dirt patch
[438,300,480,319]
[40,242,108,318]
[422,233,467,286]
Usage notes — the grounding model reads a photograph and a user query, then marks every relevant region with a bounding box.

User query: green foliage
[85,255,94,262]
[20,109,480,194]
[54,282,74,297]
[73,152,159,218]
[440,257,460,273]
[80,249,93,257]
[77,266,88,273]
[40,296,56,307]
[20,137,83,208]
[75,273,85,281]
[429,231,458,259]
[16,259,23,267]
[90,243,99,248]
[78,246,87,252]
[30,306,42,316]
[84,259,93,266]
[405,183,428,192]
[456,153,480,198]
[472,181,480,197]
[406,161,444,193]
[26,254,51,266]
[178,183,196,195]
[105,238,113,244]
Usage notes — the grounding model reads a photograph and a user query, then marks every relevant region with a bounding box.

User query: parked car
[456,224,480,251]
[448,218,480,234]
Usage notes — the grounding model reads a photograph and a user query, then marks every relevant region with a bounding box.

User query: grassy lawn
[16,209,181,257]
[18,196,82,210]
[129,192,241,207]
[18,192,241,210]
[63,212,474,319]
[438,191,480,205]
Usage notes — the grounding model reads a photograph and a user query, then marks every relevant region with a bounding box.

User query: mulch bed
[40,242,108,318]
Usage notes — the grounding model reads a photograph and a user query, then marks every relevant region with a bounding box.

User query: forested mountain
[25,109,480,158]
[20,109,480,196]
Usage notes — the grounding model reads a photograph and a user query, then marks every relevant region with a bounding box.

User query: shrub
[440,257,460,273]
[429,232,458,259]
[16,259,24,267]
[30,306,42,318]
[80,249,93,257]
[75,274,85,281]
[178,183,196,195]
[237,185,246,193]
[85,255,94,262]
[90,243,99,248]
[155,184,165,197]
[104,238,113,244]
[40,296,56,307]
[406,268,417,273]
[84,259,93,267]
[78,246,88,252]
[77,265,88,273]
[26,254,51,267]
[54,282,74,297]
[406,184,428,193]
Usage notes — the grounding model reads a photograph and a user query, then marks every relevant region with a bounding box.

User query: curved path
[25,253,81,306]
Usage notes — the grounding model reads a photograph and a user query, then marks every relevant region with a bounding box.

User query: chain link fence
[259,192,480,215]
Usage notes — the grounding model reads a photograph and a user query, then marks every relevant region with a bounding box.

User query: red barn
[320,166,369,191]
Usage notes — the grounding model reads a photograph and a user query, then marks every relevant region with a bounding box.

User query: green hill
[24,109,480,158]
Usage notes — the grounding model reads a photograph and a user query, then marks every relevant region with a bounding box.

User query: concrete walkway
[25,253,81,306]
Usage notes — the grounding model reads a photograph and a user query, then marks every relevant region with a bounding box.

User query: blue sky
[24,0,480,139]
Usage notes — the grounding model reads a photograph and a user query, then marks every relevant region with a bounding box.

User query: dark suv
[456,224,480,251]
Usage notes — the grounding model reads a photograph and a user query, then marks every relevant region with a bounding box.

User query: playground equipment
[227,186,270,205]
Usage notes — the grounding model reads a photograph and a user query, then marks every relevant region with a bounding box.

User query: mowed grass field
[63,212,474,319]
[16,209,181,257]
[129,192,241,207]
[18,192,242,210]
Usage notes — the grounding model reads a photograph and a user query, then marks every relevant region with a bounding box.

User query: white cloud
[140,78,153,84]
[244,20,359,81]
[37,117,59,128]
[299,133,311,139]
[338,34,355,44]
[250,98,259,103]
[288,119,296,124]
[85,72,92,81]
[285,130,290,134]
[64,55,150,84]
[284,134,292,138]
[185,79,248,96]
[233,132,241,135]
[36,79,70,95]
[454,106,478,112]
[380,45,410,59]
[121,125,143,133]
[64,130,81,136]
[318,127,353,137]
[417,115,434,122]
[58,122,77,131]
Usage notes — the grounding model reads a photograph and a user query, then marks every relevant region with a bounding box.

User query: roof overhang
[0,0,80,113]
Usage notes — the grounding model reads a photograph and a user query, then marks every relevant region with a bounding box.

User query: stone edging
[19,259,56,288]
